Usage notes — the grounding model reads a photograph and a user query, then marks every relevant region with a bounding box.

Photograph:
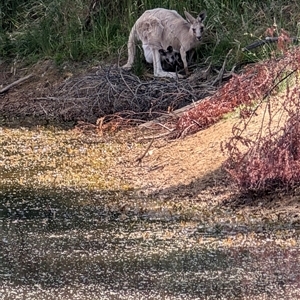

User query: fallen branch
[139,97,208,128]
[243,36,299,51]
[137,131,173,141]
[0,74,34,94]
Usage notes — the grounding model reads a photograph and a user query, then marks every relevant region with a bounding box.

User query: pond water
[1,192,300,300]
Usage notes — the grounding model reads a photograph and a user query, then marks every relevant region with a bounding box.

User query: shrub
[222,56,300,191]
[175,40,300,192]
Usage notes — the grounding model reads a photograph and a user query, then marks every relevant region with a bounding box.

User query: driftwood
[243,36,299,51]
[0,74,34,94]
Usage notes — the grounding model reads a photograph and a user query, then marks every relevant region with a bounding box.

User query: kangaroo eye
[192,28,196,33]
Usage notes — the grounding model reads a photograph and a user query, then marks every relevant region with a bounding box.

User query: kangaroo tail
[122,25,138,69]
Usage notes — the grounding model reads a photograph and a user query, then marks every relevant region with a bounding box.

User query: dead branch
[137,131,173,141]
[136,138,154,164]
[243,36,299,51]
[1,64,233,127]
[212,49,233,86]
[0,74,34,94]
[139,97,208,129]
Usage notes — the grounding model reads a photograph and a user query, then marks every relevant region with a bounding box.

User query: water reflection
[1,191,300,299]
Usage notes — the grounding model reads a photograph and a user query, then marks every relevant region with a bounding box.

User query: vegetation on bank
[1,0,300,68]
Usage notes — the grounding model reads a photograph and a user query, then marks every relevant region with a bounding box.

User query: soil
[1,59,300,220]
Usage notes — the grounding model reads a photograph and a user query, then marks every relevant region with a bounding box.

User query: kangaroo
[159,46,184,72]
[122,8,206,78]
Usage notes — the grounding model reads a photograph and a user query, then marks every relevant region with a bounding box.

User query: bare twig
[0,74,34,94]
[137,131,173,141]
[136,139,154,164]
[212,49,232,86]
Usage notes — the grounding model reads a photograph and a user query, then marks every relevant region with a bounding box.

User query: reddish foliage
[176,46,300,191]
[277,29,292,53]
[175,29,297,138]
[266,26,292,53]
[175,62,274,137]
[224,112,300,191]
[223,49,300,191]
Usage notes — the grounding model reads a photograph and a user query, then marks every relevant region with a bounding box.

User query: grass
[1,0,299,69]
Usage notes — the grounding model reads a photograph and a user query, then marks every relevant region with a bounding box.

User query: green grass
[1,0,299,68]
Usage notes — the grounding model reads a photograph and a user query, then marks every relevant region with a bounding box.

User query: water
[1,192,300,300]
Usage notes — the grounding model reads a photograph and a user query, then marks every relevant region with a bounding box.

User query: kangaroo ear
[184,11,196,23]
[167,46,173,52]
[198,11,206,22]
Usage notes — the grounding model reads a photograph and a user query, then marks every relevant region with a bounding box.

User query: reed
[0,0,299,67]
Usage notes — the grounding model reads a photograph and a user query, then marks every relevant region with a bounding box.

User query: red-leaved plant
[223,69,300,191]
[175,44,300,191]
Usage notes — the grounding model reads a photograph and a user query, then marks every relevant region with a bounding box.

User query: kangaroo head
[159,46,175,66]
[159,46,184,70]
[184,10,206,41]
[159,46,182,67]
